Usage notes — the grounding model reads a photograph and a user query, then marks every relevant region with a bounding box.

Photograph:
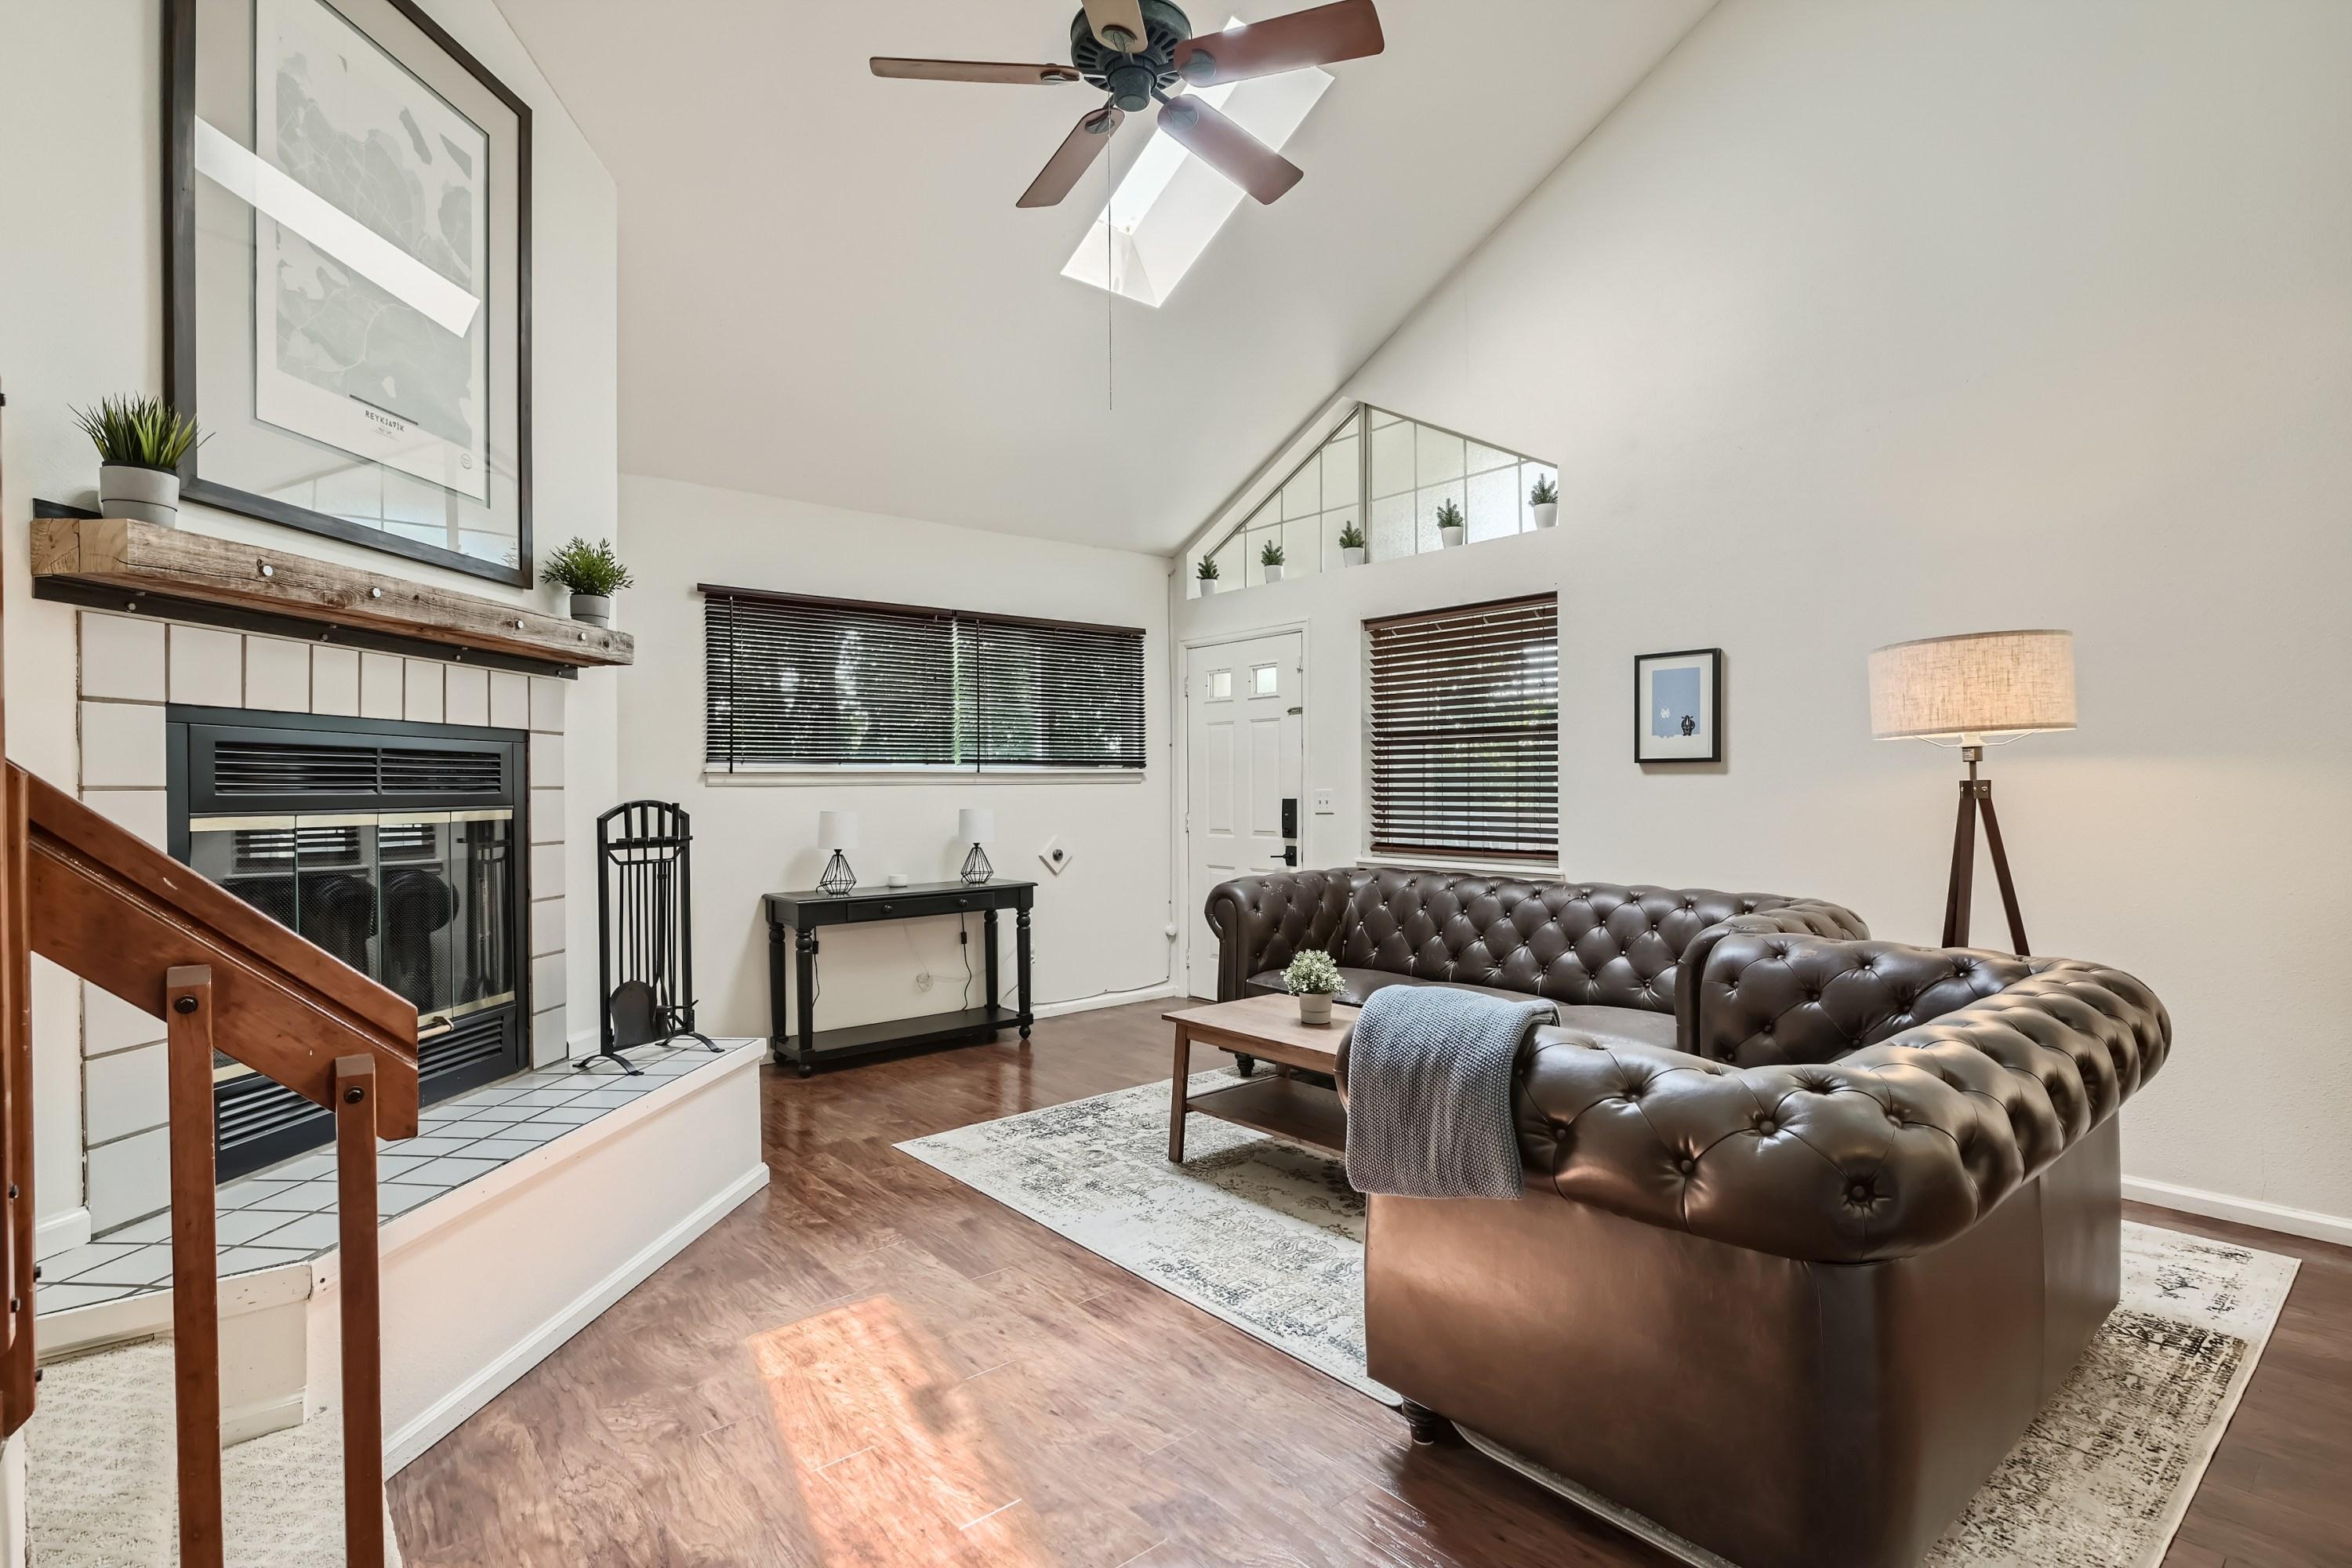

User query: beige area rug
[25,1338,403,1566]
[902,1073,2299,1568]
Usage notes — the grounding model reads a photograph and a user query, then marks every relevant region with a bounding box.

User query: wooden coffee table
[1163,993,1358,1163]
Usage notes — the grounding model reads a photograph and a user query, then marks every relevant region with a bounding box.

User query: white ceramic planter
[1263,564,1284,583]
[1440,524,1466,549]
[1198,578,1218,596]
[569,592,613,626]
[100,464,180,527]
[1341,546,1367,567]
[1297,992,1334,1026]
[1531,503,1559,530]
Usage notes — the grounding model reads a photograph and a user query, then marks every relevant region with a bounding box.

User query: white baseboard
[384,1161,769,1472]
[34,1208,90,1261]
[1032,982,1178,1021]
[2125,1175,2352,1250]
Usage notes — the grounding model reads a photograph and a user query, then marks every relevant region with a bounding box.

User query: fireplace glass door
[168,708,530,1178]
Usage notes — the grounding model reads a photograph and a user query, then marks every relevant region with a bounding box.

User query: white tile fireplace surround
[73,610,573,1234]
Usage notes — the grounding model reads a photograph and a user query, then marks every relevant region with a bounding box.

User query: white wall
[1176,0,2352,1228]
[0,0,619,1238]
[615,474,1178,1041]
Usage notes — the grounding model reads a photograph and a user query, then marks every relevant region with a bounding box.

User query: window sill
[704,768,1145,788]
[1356,853,1563,880]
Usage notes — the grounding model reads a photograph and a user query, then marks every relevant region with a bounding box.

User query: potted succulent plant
[1284,948,1342,1026]
[1530,474,1559,530]
[1260,539,1287,583]
[540,536,633,626]
[74,394,205,527]
[1338,521,1367,567]
[1196,555,1221,596]
[1436,497,1467,548]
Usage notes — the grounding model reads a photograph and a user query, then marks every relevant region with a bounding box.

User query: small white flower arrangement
[1283,949,1342,1025]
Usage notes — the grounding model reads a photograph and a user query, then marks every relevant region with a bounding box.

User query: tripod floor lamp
[1869,629,2076,956]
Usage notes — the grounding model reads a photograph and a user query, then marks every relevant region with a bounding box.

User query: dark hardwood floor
[387,1000,2352,1568]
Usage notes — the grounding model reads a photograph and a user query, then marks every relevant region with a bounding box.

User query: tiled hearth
[37,1040,747,1314]
[74,610,575,1235]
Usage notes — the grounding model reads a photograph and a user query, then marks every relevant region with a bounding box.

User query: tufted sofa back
[1206,867,1867,1025]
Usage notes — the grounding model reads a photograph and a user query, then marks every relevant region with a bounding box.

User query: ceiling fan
[873,0,1385,209]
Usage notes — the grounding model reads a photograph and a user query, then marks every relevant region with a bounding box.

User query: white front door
[1184,631,1305,999]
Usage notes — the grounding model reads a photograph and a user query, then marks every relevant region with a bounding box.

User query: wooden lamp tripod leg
[1941,769,1979,949]
[1976,779,2031,956]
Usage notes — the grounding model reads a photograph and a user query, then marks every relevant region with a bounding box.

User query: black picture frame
[1634,648,1723,764]
[163,0,533,587]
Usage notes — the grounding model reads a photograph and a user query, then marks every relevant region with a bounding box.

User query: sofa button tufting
[1676,1158,1695,1175]
[1849,1183,1871,1203]
[1757,1119,1776,1135]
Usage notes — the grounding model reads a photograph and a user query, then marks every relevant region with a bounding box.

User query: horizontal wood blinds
[1366,595,1559,860]
[971,618,1148,768]
[702,586,1145,771]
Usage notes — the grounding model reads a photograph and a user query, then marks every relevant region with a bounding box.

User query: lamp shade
[958,808,996,844]
[1869,630,2077,741]
[816,810,860,851]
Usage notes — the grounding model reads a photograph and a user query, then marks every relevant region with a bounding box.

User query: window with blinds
[702,586,1146,771]
[1365,595,1559,861]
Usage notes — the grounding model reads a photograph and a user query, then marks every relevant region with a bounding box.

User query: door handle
[1270,845,1298,867]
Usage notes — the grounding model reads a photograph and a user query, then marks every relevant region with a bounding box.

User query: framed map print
[1635,648,1723,763]
[166,0,532,586]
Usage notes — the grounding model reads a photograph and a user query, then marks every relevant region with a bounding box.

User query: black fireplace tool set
[581,800,720,1074]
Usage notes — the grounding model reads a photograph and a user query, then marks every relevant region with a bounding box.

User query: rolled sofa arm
[1202,869,1352,1002]
[1515,956,2169,1263]
[1673,902,1871,1055]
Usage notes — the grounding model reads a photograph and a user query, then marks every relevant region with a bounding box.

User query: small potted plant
[1436,497,1467,548]
[540,536,633,626]
[74,394,205,527]
[1259,539,1287,583]
[1338,521,1367,567]
[1196,555,1221,596]
[1283,948,1342,1026]
[1530,474,1559,530]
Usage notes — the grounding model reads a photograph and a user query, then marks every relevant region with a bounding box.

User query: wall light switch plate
[1039,836,1074,876]
[1312,788,1336,815]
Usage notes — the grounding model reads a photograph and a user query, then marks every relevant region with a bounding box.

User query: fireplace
[167,706,531,1178]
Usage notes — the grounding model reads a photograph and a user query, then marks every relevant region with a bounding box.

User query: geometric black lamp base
[960,841,993,886]
[818,849,857,896]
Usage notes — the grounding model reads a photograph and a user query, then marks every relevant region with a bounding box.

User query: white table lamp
[816,810,860,895]
[958,808,996,885]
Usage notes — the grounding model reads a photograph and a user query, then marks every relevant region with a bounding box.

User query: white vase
[1531,503,1559,530]
[569,592,613,626]
[1297,992,1334,1026]
[100,464,180,527]
[1264,564,1283,583]
[1341,546,1367,567]
[1440,524,1465,549]
[1198,578,1218,596]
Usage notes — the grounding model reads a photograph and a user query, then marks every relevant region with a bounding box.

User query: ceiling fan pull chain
[1105,161,1116,412]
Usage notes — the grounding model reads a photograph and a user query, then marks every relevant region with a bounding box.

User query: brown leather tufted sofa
[1347,921,2172,1568]
[1203,866,1871,1055]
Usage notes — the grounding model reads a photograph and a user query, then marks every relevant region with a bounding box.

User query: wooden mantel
[31,516,633,670]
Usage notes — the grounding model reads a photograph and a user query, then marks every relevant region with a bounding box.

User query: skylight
[1062,31,1332,308]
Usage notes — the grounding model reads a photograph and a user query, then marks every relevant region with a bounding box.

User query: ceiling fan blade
[870,57,1083,85]
[1156,95,1303,204]
[1082,0,1151,52]
[1172,0,1385,86]
[1018,107,1125,209]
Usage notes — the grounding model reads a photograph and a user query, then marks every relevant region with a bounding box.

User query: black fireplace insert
[166,706,532,1178]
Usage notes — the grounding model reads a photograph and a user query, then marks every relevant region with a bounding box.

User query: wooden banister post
[165,965,225,1568]
[335,1054,386,1568]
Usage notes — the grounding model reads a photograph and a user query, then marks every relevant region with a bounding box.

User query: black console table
[763,879,1035,1076]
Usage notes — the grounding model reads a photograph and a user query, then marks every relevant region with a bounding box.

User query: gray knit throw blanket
[1341,985,1557,1199]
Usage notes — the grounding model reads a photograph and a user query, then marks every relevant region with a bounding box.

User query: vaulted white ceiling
[494,0,1714,553]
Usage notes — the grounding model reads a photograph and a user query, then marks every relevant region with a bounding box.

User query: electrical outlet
[1312,788,1336,815]
[914,971,934,993]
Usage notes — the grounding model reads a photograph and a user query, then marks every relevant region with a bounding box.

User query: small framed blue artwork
[1635,648,1722,763]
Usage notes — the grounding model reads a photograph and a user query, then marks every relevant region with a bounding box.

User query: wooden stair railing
[10,763,419,1567]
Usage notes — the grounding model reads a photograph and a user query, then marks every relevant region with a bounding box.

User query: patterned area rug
[901,1073,2299,1568]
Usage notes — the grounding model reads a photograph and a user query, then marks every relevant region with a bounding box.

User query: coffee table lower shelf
[1180,1076,1347,1157]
